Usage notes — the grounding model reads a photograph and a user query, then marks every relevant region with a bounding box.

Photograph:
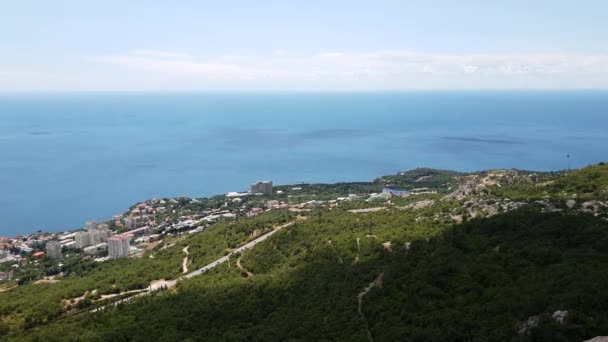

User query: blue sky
[1,0,607,91]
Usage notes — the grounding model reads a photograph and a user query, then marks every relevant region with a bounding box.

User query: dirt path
[94,221,298,312]
[354,238,361,263]
[236,254,254,278]
[357,273,384,342]
[415,175,432,182]
[182,246,189,274]
[98,289,147,301]
[348,207,386,213]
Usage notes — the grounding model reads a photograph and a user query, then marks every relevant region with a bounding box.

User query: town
[0,179,422,284]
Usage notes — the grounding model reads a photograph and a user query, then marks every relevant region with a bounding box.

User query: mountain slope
[3,163,608,341]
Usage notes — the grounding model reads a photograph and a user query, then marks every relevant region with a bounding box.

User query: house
[382,188,411,197]
[247,208,264,217]
[266,200,280,209]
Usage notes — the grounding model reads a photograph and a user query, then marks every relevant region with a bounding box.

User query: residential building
[85,220,98,231]
[367,193,391,202]
[247,208,264,217]
[75,232,91,249]
[250,181,273,195]
[74,229,109,250]
[89,230,102,245]
[0,270,13,281]
[266,200,279,209]
[32,251,45,258]
[382,188,411,197]
[97,223,110,232]
[83,243,107,255]
[108,235,130,259]
[124,215,151,229]
[46,241,62,259]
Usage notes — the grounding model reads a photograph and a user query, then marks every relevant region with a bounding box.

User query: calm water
[0,91,607,236]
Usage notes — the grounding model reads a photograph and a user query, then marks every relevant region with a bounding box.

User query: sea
[1,91,607,236]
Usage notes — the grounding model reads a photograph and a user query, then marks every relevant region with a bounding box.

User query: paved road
[174,221,294,283]
[93,221,295,312]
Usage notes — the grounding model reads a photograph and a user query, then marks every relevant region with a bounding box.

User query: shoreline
[0,164,585,238]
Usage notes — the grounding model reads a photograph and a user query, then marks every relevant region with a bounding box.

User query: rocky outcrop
[534,199,561,213]
[566,199,577,208]
[584,337,608,342]
[552,310,568,324]
[443,177,487,201]
[398,200,435,210]
[581,201,608,216]
[517,310,568,335]
[517,315,540,335]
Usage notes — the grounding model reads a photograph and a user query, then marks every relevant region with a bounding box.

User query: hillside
[2,163,608,341]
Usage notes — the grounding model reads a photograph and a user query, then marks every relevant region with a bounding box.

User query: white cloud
[92,51,273,79]
[84,49,608,90]
[129,50,193,59]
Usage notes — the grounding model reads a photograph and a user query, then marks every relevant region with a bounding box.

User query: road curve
[93,221,295,312]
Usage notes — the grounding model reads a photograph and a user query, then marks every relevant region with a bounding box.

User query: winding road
[93,221,296,312]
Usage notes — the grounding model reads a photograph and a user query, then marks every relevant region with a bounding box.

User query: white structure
[83,243,108,255]
[46,241,62,259]
[266,200,279,209]
[250,180,273,195]
[75,229,110,249]
[97,223,110,232]
[124,215,151,229]
[108,235,130,259]
[75,232,91,249]
[85,220,97,231]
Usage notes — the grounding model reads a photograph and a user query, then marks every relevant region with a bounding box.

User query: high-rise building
[250,180,273,195]
[97,223,110,232]
[89,230,103,245]
[75,228,111,251]
[85,220,98,231]
[108,235,130,259]
[75,232,91,249]
[46,241,62,259]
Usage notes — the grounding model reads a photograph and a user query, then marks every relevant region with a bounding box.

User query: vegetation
[1,163,607,341]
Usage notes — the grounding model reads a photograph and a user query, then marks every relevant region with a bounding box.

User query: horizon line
[2,88,608,95]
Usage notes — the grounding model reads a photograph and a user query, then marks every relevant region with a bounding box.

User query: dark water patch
[441,136,523,145]
[28,131,53,136]
[297,129,370,140]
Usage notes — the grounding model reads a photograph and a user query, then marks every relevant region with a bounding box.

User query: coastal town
[0,178,423,285]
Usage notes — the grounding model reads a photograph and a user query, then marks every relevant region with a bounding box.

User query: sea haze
[0,91,606,236]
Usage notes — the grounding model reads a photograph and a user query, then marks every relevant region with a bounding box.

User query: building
[76,228,111,250]
[83,242,108,255]
[46,241,62,259]
[75,232,91,249]
[108,235,130,259]
[250,181,273,195]
[85,220,98,231]
[97,223,110,232]
[0,270,14,281]
[266,200,279,209]
[367,193,391,202]
[124,215,152,229]
[89,230,102,245]
[382,188,411,197]
[32,251,45,259]
[247,208,264,217]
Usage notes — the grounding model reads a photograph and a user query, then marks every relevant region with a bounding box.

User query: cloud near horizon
[87,49,608,89]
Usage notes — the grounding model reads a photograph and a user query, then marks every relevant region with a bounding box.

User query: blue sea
[1,91,607,236]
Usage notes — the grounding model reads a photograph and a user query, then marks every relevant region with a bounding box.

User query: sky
[1,0,608,91]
